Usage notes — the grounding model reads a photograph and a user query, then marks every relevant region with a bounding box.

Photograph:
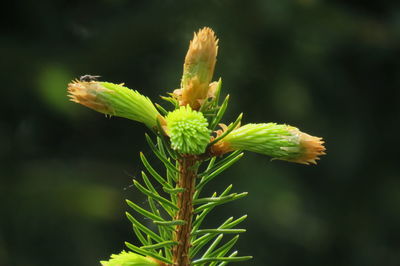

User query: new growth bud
[285,128,326,165]
[100,251,163,266]
[165,106,211,155]
[68,80,160,128]
[175,27,219,110]
[212,123,326,164]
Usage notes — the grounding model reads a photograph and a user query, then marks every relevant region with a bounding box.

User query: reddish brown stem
[172,156,198,266]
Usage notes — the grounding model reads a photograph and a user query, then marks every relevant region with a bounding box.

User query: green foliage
[98,82,161,128]
[100,251,159,266]
[67,27,323,265]
[223,123,300,158]
[117,87,251,264]
[165,106,211,154]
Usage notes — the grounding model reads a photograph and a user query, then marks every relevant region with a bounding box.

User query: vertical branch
[172,156,198,266]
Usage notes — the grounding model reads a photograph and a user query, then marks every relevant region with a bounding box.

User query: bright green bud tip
[165,106,211,154]
[68,80,160,128]
[222,123,326,164]
[100,251,160,266]
[223,123,299,158]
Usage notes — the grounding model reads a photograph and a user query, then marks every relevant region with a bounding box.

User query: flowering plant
[68,27,325,266]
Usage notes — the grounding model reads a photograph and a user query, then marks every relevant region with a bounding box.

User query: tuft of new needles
[68,27,326,266]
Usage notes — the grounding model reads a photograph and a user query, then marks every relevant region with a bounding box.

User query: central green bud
[165,106,211,155]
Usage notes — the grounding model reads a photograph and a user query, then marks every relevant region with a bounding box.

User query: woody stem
[172,156,198,266]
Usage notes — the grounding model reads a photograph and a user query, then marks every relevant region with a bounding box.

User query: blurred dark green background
[1,0,400,265]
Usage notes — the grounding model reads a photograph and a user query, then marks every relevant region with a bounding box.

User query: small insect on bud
[79,74,101,82]
[67,79,161,128]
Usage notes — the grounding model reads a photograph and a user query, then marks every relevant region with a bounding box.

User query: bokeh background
[1,0,400,265]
